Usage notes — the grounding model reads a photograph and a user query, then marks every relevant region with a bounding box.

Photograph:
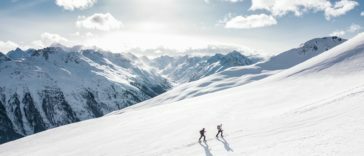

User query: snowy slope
[149,51,260,83]
[259,36,346,70]
[0,47,261,144]
[0,33,363,155]
[0,47,171,143]
[128,36,346,107]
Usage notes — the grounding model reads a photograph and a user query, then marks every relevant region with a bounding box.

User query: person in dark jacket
[199,128,206,142]
[216,124,223,138]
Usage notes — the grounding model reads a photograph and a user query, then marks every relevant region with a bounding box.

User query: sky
[0,0,363,56]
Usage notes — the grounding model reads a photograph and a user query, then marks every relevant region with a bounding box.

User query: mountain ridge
[119,36,346,109]
[0,46,260,144]
[0,34,362,156]
[0,47,171,143]
[148,50,261,83]
[0,36,348,144]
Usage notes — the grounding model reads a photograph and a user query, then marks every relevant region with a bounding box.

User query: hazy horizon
[0,0,363,56]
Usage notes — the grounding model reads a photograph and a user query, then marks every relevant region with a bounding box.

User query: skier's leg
[221,130,223,137]
[203,135,206,141]
[199,135,202,141]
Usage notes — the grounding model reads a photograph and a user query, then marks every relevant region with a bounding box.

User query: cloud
[76,13,123,31]
[250,0,358,20]
[0,41,19,53]
[127,44,256,57]
[30,32,71,48]
[324,0,358,20]
[56,0,96,10]
[330,30,346,37]
[1,32,82,52]
[225,14,277,29]
[348,24,361,33]
[361,11,364,16]
[204,0,243,4]
[224,0,243,2]
[330,23,362,37]
[41,32,70,46]
[204,0,244,4]
[72,32,94,38]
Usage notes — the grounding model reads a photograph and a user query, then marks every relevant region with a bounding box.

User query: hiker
[199,128,206,142]
[216,124,223,138]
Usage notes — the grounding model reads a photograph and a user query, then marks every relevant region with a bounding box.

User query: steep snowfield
[0,33,363,156]
[128,36,345,107]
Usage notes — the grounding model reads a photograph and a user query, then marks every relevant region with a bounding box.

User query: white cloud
[85,32,94,37]
[56,0,96,10]
[361,11,364,16]
[30,32,71,48]
[250,0,329,17]
[72,32,94,38]
[127,44,255,57]
[348,24,361,33]
[324,0,358,20]
[330,30,346,37]
[41,32,70,46]
[250,0,358,20]
[225,14,277,29]
[330,23,362,37]
[76,13,123,31]
[205,0,243,3]
[30,40,45,49]
[1,33,82,52]
[223,0,243,2]
[0,41,19,53]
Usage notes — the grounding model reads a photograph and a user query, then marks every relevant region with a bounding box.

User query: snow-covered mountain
[0,47,171,143]
[148,51,261,83]
[258,36,346,70]
[0,36,346,144]
[128,36,346,107]
[0,46,264,144]
[0,33,363,156]
[0,53,11,63]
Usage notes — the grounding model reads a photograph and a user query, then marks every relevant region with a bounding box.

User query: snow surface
[125,36,345,108]
[0,33,363,156]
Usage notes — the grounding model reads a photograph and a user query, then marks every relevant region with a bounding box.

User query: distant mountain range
[147,51,261,83]
[0,46,262,143]
[1,33,362,156]
[0,47,173,143]
[125,36,346,108]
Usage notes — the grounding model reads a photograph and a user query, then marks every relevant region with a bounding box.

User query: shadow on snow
[217,137,234,152]
[199,141,213,156]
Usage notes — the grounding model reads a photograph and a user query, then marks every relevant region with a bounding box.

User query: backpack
[200,129,205,134]
[217,125,221,130]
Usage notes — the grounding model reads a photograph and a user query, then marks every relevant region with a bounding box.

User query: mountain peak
[0,52,11,63]
[7,48,26,60]
[299,36,346,53]
[259,36,346,70]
